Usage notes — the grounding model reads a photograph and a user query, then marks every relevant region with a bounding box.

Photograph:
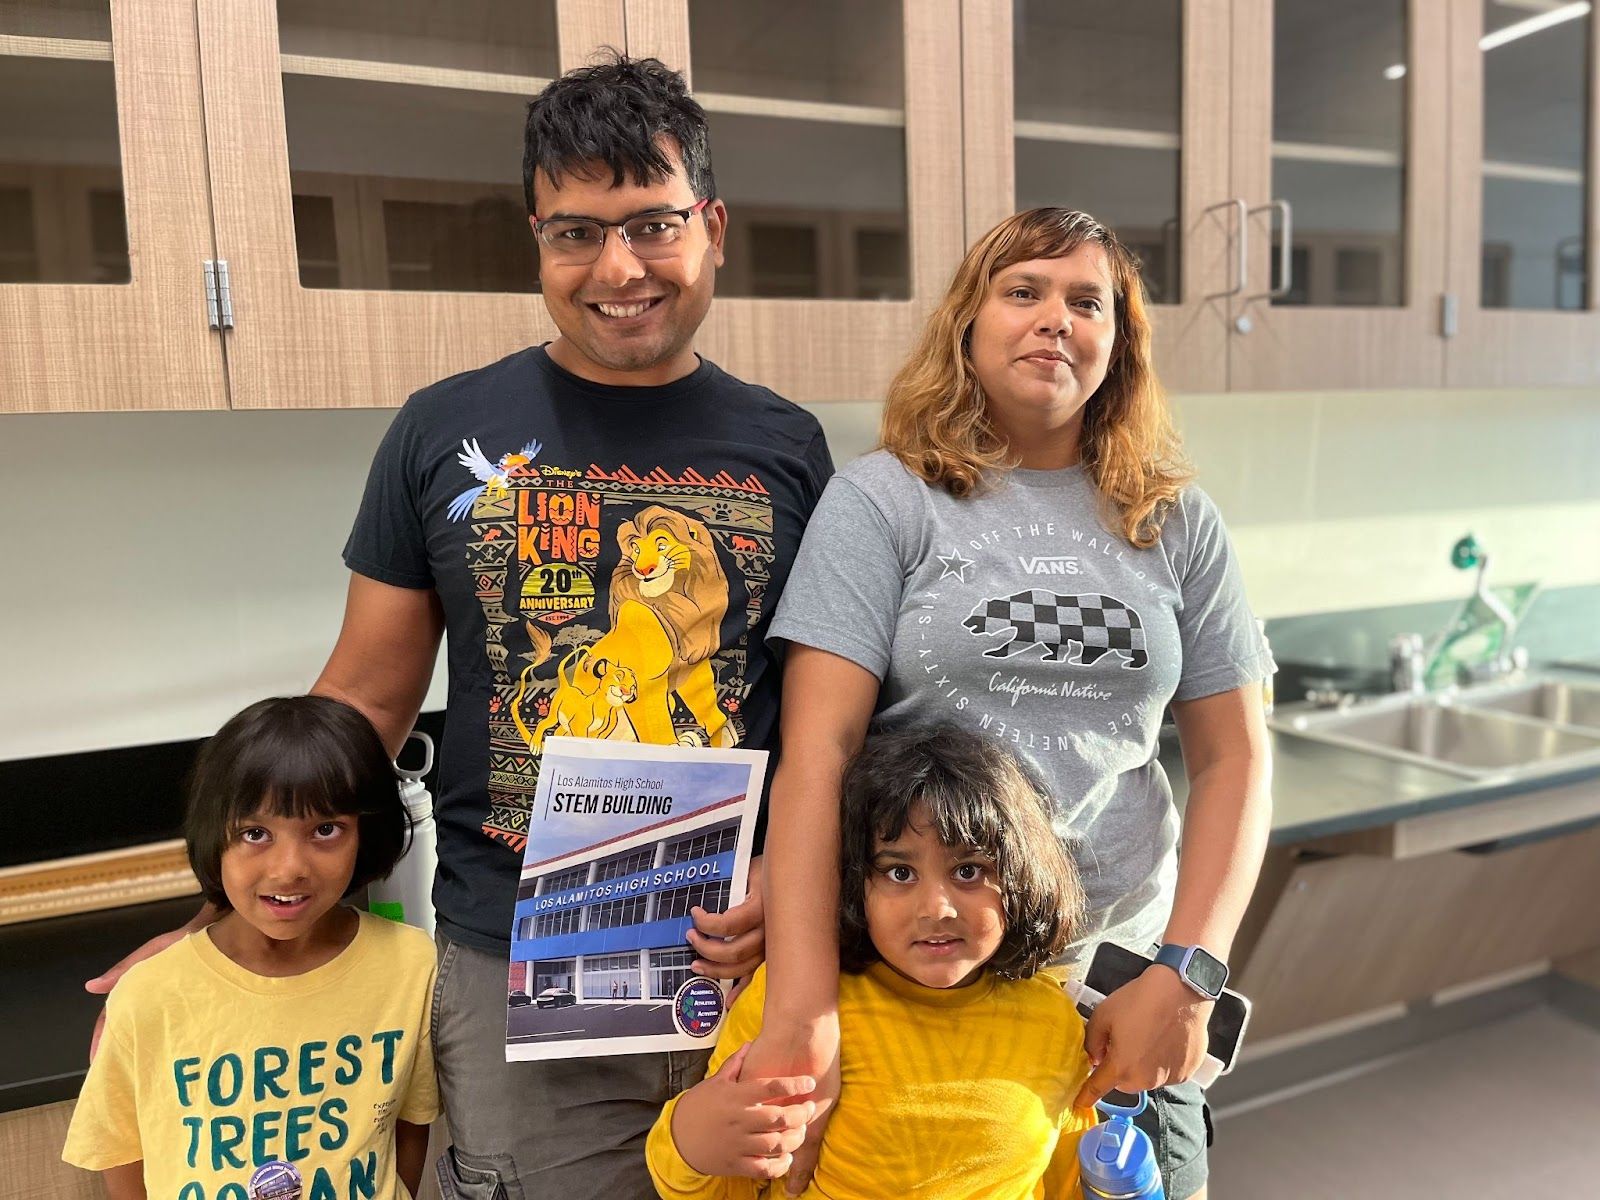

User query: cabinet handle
[1247,199,1293,301]
[1206,198,1248,299]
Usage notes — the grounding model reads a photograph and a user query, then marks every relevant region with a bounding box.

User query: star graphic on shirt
[937,546,976,583]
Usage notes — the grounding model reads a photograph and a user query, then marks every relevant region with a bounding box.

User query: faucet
[1437,534,1527,684]
[1387,534,1528,694]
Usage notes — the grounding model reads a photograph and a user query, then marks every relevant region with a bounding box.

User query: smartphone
[1082,941,1252,1075]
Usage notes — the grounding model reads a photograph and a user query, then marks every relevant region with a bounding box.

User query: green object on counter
[1424,580,1539,689]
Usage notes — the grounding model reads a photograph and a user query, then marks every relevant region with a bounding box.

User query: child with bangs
[647,725,1097,1199]
[64,696,439,1200]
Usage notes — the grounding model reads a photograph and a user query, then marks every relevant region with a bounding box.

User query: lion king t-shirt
[344,346,832,952]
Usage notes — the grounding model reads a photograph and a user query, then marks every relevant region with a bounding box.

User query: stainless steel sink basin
[1453,678,1600,732]
[1274,689,1600,781]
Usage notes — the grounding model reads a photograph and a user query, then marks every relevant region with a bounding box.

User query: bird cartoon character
[447,437,543,521]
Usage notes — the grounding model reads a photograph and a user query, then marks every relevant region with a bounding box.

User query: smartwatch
[1152,943,1229,1000]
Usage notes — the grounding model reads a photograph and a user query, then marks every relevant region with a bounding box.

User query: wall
[1173,387,1600,619]
[1,387,1596,759]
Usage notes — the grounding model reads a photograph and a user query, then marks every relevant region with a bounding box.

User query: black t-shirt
[344,346,833,951]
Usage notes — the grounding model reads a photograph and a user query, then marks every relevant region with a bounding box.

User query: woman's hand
[740,1014,841,1196]
[670,1043,820,1181]
[1073,967,1211,1110]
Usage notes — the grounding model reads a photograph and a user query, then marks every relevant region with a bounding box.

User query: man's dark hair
[184,696,409,910]
[522,51,716,214]
[838,725,1083,980]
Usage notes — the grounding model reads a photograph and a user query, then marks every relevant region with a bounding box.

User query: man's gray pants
[433,932,712,1198]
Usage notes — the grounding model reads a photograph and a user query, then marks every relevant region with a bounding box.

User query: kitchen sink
[1452,678,1600,733]
[1273,686,1600,781]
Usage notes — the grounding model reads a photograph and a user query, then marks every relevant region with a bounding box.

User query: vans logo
[1019,556,1082,576]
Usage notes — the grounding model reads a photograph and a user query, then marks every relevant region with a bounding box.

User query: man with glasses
[88,54,830,1198]
[329,53,833,1195]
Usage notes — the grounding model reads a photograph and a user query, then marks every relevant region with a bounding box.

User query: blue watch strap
[1153,943,1228,999]
[1153,943,1190,978]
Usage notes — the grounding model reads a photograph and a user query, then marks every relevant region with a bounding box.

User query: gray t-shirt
[769,450,1273,968]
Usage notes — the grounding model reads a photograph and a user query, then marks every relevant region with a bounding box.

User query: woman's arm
[749,645,878,1058]
[1161,683,1273,956]
[738,646,877,1193]
[1075,684,1271,1107]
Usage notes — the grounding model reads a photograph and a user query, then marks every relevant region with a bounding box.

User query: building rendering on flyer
[505,737,767,1060]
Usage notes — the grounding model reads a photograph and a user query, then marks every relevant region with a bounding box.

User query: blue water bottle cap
[1079,1092,1163,1198]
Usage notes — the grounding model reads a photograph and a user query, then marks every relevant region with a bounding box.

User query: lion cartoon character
[586,504,733,747]
[514,646,639,751]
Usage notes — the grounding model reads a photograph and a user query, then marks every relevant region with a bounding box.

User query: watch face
[1186,947,1229,997]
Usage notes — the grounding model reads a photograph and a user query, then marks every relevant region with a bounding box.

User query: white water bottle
[368,731,437,936]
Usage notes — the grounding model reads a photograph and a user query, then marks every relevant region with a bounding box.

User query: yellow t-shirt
[647,963,1097,1200]
[64,910,440,1199]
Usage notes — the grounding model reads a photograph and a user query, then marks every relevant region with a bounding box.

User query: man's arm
[99,1162,147,1200]
[395,1120,431,1197]
[311,573,445,756]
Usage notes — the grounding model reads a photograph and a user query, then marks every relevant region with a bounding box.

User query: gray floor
[1209,1006,1600,1198]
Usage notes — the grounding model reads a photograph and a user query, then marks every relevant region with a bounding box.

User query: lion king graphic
[583,504,734,747]
[507,503,737,753]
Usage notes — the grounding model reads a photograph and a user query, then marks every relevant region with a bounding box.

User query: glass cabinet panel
[1012,1,1182,305]
[688,0,908,299]
[1271,0,1406,307]
[1481,0,1590,310]
[0,0,129,283]
[275,0,557,291]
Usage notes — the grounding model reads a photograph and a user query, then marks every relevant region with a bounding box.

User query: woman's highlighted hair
[880,207,1191,548]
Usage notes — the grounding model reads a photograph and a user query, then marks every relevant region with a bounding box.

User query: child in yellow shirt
[64,696,440,1200]
[648,725,1096,1199]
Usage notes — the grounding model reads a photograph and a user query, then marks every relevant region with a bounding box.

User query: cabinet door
[625,0,964,404]
[1445,1,1600,387]
[1227,0,1449,391]
[197,0,623,410]
[965,0,1232,395]
[0,0,225,412]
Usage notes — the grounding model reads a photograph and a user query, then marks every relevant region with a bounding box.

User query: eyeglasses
[532,199,712,265]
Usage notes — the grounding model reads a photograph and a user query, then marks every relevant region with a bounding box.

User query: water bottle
[368,731,437,935]
[1079,1091,1164,1199]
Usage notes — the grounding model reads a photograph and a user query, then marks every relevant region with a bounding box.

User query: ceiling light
[1480,1,1590,52]
[1383,1,1590,79]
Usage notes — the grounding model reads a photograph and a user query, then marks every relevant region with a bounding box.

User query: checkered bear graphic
[961,590,1148,668]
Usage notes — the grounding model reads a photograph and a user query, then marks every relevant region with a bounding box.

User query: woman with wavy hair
[740,209,1273,1199]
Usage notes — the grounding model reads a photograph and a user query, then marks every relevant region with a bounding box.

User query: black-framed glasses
[531,199,712,265]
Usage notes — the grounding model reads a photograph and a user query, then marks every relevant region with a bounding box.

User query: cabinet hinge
[204,259,235,331]
[1440,293,1458,339]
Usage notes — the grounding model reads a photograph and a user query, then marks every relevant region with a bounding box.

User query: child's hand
[1073,967,1212,1110]
[671,1043,821,1181]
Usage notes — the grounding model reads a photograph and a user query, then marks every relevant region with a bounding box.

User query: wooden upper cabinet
[1445,1,1600,387]
[626,0,965,404]
[962,0,1234,396]
[195,0,624,410]
[1225,0,1450,392]
[0,0,225,413]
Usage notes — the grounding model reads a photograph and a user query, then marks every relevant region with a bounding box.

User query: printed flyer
[505,736,768,1060]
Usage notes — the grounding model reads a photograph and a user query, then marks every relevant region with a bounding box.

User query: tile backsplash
[3,385,1596,757]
